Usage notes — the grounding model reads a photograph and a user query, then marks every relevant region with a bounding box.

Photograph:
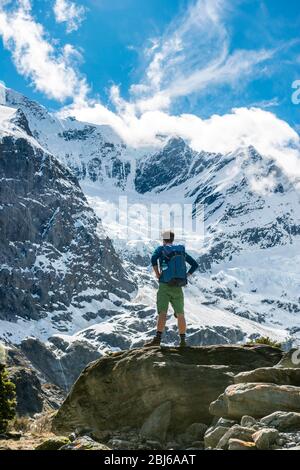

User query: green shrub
[248,336,282,350]
[0,363,16,433]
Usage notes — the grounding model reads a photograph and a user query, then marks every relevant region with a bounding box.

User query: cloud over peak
[1,0,299,185]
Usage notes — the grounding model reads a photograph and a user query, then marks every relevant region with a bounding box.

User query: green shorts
[157,283,184,315]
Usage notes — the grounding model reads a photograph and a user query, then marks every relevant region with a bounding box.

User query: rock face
[135,138,198,193]
[0,134,135,324]
[8,367,44,416]
[19,337,101,390]
[6,345,65,414]
[210,382,300,420]
[52,345,282,435]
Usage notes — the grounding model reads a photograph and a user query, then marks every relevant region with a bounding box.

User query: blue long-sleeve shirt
[151,245,199,282]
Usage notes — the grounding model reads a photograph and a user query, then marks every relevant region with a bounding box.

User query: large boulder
[52,345,282,435]
[210,383,300,420]
[234,368,300,386]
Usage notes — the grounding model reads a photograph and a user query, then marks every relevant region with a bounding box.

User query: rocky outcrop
[52,345,282,436]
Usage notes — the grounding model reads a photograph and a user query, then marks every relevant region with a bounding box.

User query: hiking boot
[179,338,187,348]
[144,336,161,347]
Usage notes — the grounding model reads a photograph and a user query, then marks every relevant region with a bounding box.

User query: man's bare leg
[157,312,167,332]
[177,315,187,346]
[144,312,167,347]
[177,315,186,334]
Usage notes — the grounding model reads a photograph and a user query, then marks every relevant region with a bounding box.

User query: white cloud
[127,0,275,114]
[53,0,86,33]
[0,0,88,101]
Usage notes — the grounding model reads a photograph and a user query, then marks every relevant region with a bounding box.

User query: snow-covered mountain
[1,84,300,386]
[0,96,135,337]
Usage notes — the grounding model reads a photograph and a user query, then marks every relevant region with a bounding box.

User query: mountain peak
[165,136,187,149]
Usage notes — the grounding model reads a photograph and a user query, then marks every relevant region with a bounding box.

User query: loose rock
[252,428,279,450]
[204,426,230,449]
[217,425,255,450]
[228,438,256,450]
[35,436,70,451]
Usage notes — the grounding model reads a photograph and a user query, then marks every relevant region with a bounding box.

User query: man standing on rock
[145,230,199,348]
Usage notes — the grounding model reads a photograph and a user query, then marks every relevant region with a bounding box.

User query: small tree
[0,363,16,433]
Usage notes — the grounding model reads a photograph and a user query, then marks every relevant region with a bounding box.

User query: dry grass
[9,416,32,433]
[0,433,56,450]
[0,411,59,450]
[29,411,56,436]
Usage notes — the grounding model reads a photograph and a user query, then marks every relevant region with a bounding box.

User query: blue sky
[0,0,299,145]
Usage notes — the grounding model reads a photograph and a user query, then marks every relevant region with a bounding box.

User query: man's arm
[151,247,162,280]
[153,264,161,280]
[185,252,199,276]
